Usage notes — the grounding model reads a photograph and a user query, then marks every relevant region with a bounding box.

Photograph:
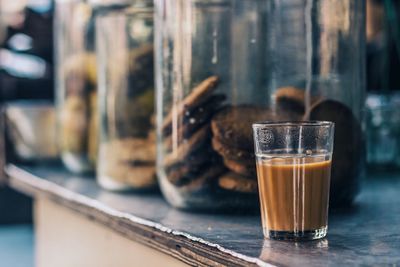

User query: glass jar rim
[252,121,334,128]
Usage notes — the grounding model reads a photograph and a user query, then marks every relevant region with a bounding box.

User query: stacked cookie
[211,105,300,194]
[162,76,227,190]
[161,82,307,195]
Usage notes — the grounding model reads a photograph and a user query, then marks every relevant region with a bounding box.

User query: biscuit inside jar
[162,76,228,191]
[209,104,304,193]
[99,138,156,188]
[161,78,328,195]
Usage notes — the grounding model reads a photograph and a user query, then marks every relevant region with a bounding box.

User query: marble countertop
[6,163,400,266]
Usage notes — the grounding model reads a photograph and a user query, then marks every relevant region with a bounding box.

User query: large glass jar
[155,0,365,211]
[54,0,129,173]
[155,0,270,211]
[265,0,366,208]
[96,3,156,191]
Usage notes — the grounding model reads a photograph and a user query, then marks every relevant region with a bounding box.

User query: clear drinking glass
[253,121,335,241]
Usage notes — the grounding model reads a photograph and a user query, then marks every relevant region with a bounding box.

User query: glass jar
[96,3,156,191]
[265,0,366,207]
[366,92,400,170]
[155,0,365,211]
[54,0,130,173]
[155,0,270,211]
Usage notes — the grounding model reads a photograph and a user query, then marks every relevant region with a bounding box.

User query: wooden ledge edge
[5,164,272,267]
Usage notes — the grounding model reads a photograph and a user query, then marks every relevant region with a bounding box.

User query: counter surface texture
[6,163,400,266]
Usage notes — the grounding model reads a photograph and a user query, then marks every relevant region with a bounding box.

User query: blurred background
[367,0,400,91]
[0,0,399,266]
[0,0,52,266]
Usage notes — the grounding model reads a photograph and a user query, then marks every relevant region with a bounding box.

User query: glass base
[157,170,259,213]
[97,175,132,192]
[61,152,93,174]
[264,226,327,241]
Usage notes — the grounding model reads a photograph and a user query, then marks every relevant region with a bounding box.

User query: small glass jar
[96,3,156,191]
[54,0,130,173]
[366,92,400,170]
[155,0,365,211]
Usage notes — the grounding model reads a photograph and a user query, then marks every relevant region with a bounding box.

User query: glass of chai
[252,121,335,241]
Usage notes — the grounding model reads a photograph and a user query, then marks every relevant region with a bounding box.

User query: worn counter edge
[5,164,273,267]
